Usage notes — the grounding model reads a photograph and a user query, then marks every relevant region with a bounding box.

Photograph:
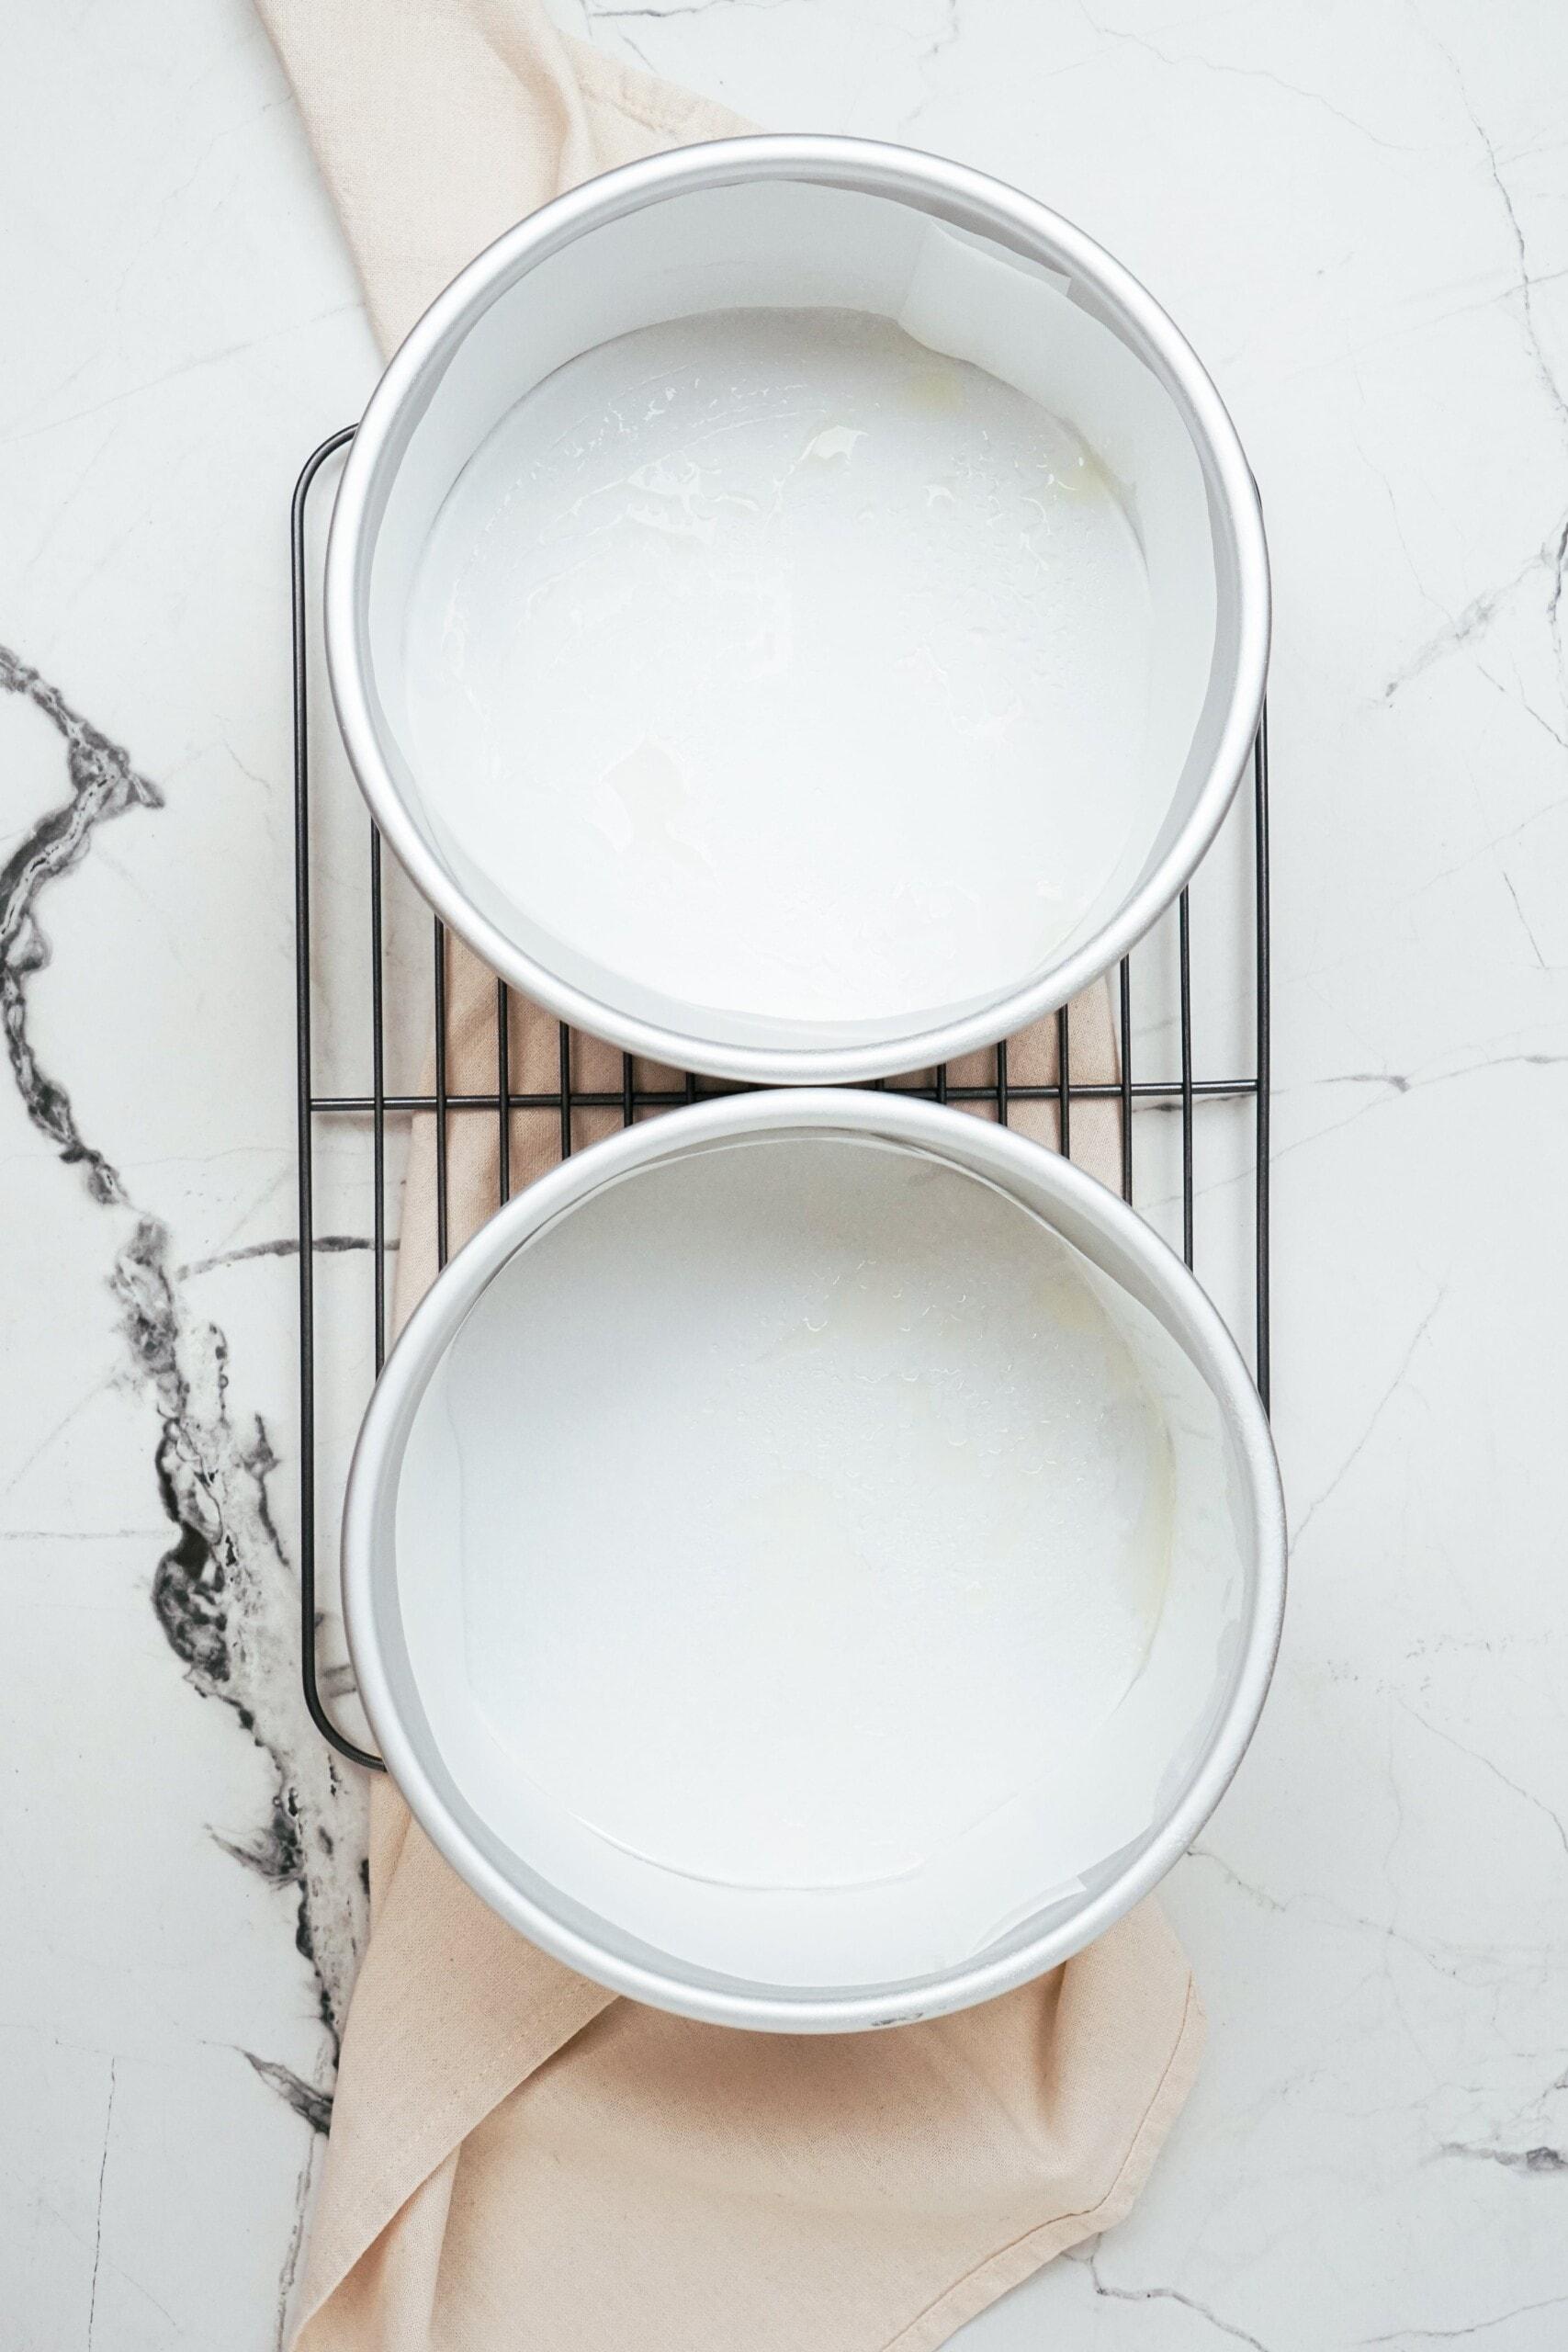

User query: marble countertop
[4,2,1566,2346]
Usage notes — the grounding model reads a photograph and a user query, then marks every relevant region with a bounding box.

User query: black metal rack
[293,428,1271,1772]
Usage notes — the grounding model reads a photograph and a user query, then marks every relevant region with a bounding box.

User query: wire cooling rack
[293,428,1271,1771]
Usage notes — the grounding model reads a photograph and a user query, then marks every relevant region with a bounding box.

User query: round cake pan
[325,134,1269,1085]
[344,1091,1285,2031]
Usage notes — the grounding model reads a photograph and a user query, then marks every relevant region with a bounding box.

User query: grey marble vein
[1361,2290,1568,2343]
[899,0,961,133]
[86,2056,116,2351]
[1077,5,1414,154]
[0,647,367,2152]
[112,1216,367,2080]
[0,646,159,1202]
[180,1230,394,1278]
[1438,2140,1568,2176]
[1083,2247,1272,2351]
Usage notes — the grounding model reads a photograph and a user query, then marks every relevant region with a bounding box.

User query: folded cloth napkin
[260,6,1204,2345]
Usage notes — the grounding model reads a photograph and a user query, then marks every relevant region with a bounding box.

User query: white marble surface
[3,1,1566,2346]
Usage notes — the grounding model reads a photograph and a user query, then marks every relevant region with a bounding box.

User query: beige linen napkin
[262,5,1204,2344]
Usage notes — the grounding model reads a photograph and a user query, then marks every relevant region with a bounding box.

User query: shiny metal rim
[324,133,1270,1087]
[343,1089,1287,2031]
